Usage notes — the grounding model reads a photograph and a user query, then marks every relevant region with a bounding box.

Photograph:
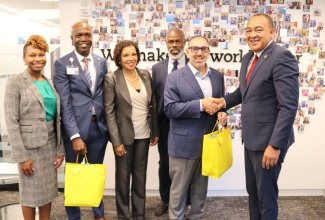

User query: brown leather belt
[91,115,97,121]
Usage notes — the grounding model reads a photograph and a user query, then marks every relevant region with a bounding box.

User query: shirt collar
[74,50,93,63]
[188,62,211,78]
[170,54,185,63]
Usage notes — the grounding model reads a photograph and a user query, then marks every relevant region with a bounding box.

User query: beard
[168,47,184,60]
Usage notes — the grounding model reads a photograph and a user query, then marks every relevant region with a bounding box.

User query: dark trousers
[157,135,171,203]
[245,147,287,220]
[115,138,150,220]
[157,135,191,204]
[64,121,109,220]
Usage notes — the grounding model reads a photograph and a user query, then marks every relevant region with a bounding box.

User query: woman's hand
[114,144,126,157]
[218,112,228,126]
[54,155,64,170]
[150,136,159,146]
[20,160,34,176]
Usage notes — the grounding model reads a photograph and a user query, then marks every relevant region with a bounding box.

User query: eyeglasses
[188,46,210,53]
[167,39,183,45]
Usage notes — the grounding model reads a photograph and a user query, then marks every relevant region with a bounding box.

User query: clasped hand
[202,97,225,115]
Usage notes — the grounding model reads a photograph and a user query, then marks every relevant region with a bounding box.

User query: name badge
[66,66,79,75]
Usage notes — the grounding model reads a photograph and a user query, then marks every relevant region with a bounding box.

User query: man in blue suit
[215,14,299,219]
[164,35,227,219]
[53,21,109,220]
[152,28,190,217]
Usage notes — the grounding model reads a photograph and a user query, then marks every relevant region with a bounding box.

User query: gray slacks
[169,155,208,220]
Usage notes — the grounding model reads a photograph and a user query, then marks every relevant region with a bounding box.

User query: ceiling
[0,0,60,26]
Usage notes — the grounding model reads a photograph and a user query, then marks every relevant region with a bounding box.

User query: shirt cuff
[70,133,80,141]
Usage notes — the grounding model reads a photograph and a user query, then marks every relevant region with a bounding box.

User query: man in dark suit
[152,28,189,217]
[215,14,299,219]
[53,21,109,220]
[164,35,227,220]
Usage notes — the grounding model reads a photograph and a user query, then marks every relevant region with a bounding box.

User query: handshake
[202,97,225,115]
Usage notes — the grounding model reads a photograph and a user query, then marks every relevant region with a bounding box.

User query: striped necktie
[83,57,92,87]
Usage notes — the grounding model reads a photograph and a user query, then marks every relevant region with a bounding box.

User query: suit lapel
[210,69,219,97]
[182,65,204,99]
[92,53,101,94]
[22,70,45,110]
[114,68,132,106]
[45,75,61,144]
[244,42,275,96]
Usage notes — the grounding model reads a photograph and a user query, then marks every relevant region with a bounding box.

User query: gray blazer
[103,67,159,147]
[4,70,65,163]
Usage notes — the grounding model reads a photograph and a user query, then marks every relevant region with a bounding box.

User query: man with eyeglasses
[152,28,190,217]
[164,35,227,219]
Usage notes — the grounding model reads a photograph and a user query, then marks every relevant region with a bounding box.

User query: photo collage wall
[77,0,324,138]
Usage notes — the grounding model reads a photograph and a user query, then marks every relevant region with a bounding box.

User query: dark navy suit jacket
[224,41,299,151]
[53,51,108,140]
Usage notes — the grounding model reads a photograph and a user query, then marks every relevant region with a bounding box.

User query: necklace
[123,70,138,82]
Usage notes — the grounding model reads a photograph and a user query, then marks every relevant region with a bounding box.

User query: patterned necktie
[245,54,258,85]
[82,57,92,87]
[172,60,178,72]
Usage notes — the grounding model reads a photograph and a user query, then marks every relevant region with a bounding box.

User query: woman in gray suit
[103,40,159,220]
[4,35,65,220]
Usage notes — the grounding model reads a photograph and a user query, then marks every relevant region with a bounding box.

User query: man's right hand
[202,97,226,115]
[202,97,219,115]
[214,98,226,111]
[72,137,87,155]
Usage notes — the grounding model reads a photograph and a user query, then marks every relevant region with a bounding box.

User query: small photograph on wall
[80,9,91,17]
[111,26,117,34]
[210,39,218,47]
[117,27,125,35]
[287,1,302,9]
[116,36,124,42]
[146,41,153,48]
[308,107,315,114]
[319,51,325,59]
[270,0,285,4]
[92,10,100,18]
[297,123,305,132]
[313,8,321,16]
[303,4,310,12]
[94,1,103,10]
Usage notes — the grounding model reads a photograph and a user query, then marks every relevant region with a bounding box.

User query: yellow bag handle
[211,120,219,133]
[75,154,89,164]
[211,119,226,134]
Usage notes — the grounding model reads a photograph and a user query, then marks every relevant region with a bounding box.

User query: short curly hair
[23,35,49,57]
[113,40,140,67]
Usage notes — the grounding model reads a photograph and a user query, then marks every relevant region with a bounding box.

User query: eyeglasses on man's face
[188,46,210,53]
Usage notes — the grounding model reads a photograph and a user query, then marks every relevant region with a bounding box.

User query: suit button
[40,118,45,122]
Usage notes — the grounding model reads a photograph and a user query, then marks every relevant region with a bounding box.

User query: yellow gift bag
[64,155,106,207]
[202,121,233,180]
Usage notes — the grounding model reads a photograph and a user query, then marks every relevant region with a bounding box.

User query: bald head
[70,21,92,57]
[167,28,185,41]
[71,21,91,36]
